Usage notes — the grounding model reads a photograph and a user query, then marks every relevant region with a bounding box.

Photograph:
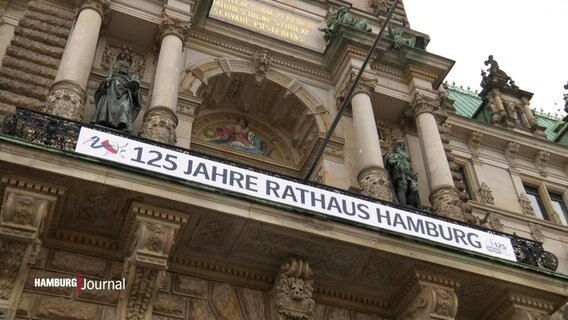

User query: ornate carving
[102,45,147,77]
[158,13,191,42]
[534,150,550,177]
[506,141,520,168]
[518,193,536,216]
[478,182,495,205]
[401,276,458,320]
[272,257,315,320]
[482,55,519,91]
[430,186,475,223]
[139,107,178,145]
[0,239,26,299]
[358,167,393,201]
[125,266,160,320]
[529,222,545,242]
[468,131,482,158]
[377,121,397,151]
[78,0,110,21]
[407,91,440,118]
[337,72,377,104]
[45,81,86,121]
[487,212,504,231]
[369,0,388,16]
[252,49,271,77]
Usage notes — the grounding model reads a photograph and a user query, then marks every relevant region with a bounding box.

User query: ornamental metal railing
[0,107,559,272]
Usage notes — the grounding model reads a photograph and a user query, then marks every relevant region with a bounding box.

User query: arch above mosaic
[192,113,295,164]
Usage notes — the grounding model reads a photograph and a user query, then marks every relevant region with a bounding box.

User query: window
[549,193,568,225]
[523,186,548,220]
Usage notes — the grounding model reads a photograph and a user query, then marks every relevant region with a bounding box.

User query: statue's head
[116,54,132,75]
[394,139,405,151]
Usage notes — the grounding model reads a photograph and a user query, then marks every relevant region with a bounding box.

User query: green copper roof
[446,85,482,118]
[446,84,566,142]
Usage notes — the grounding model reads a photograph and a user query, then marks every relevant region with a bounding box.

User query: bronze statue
[319,6,372,44]
[383,140,420,208]
[91,53,142,133]
[387,20,416,50]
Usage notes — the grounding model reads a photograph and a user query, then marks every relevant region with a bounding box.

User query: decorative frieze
[270,257,315,320]
[139,107,178,145]
[158,13,191,42]
[358,167,393,201]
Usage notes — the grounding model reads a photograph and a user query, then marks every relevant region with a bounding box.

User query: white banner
[75,127,517,262]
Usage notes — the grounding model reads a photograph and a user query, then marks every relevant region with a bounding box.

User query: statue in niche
[90,53,142,133]
[383,140,420,208]
[319,6,372,44]
[203,118,271,156]
[387,19,415,50]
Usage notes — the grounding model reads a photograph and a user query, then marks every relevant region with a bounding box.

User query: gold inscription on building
[210,0,321,49]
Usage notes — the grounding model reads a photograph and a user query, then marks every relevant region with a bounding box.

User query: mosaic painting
[193,113,293,163]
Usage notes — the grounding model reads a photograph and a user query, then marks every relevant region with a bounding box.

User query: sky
[403,0,568,118]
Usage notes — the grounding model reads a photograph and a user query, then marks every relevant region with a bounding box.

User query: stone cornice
[446,114,568,168]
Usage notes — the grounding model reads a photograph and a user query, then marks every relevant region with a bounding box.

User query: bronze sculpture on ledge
[383,140,420,208]
[91,53,142,133]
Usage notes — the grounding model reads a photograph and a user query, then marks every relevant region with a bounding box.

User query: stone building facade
[0,0,567,319]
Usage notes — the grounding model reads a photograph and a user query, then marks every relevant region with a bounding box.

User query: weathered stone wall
[0,0,73,116]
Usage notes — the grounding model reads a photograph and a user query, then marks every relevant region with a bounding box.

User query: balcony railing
[0,107,559,272]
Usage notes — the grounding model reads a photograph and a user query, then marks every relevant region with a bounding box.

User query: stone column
[270,257,315,320]
[0,187,55,319]
[116,203,186,320]
[344,73,392,201]
[396,270,459,320]
[408,91,464,221]
[139,14,190,145]
[487,293,554,320]
[45,0,110,121]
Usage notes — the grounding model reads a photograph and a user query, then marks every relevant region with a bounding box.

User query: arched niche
[179,58,331,177]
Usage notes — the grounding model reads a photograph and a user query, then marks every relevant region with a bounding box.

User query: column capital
[158,13,191,42]
[341,71,377,98]
[77,0,111,22]
[408,90,440,118]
